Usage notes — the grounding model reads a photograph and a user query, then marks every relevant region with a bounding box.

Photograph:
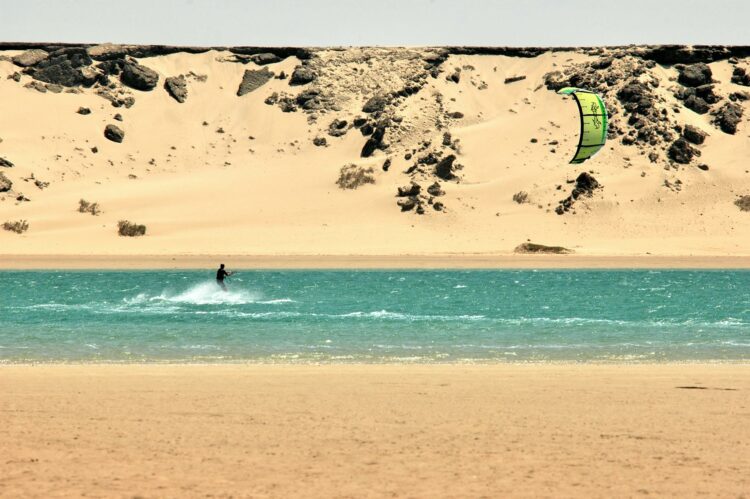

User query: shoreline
[2,363,748,497]
[3,254,750,269]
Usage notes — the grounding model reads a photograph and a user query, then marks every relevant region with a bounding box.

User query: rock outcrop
[164,75,188,102]
[237,68,273,96]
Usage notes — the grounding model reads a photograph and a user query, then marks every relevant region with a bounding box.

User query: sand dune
[1,45,749,261]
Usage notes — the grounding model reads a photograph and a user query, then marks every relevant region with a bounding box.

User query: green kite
[557,87,608,164]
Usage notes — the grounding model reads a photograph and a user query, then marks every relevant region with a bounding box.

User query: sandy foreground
[1,364,748,498]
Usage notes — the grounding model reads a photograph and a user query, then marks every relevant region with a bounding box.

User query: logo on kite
[557,87,608,164]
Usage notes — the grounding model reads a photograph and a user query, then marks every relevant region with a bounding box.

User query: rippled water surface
[1,270,749,362]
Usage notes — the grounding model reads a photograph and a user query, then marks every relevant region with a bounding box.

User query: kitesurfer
[216,263,233,291]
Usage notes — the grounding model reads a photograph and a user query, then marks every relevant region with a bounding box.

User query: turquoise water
[1,270,749,363]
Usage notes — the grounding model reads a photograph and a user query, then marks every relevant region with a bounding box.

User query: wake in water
[125,281,265,306]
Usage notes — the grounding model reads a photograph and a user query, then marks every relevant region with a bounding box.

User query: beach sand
[1,364,748,497]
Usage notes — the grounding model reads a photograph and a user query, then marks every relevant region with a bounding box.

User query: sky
[1,0,748,47]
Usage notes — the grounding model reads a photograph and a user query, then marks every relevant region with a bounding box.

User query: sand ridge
[0,46,749,259]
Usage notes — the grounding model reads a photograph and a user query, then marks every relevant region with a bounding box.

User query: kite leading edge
[557,87,608,164]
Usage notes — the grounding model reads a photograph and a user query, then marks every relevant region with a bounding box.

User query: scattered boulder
[0,172,12,192]
[731,66,750,86]
[104,124,125,143]
[77,106,91,115]
[361,126,386,158]
[556,172,600,214]
[504,75,526,84]
[668,138,698,163]
[312,136,327,147]
[117,220,146,237]
[397,182,421,197]
[682,125,707,145]
[677,63,712,87]
[514,243,573,254]
[12,49,48,67]
[120,60,159,91]
[447,69,461,83]
[447,111,464,119]
[684,94,710,114]
[729,91,750,102]
[427,182,445,196]
[697,163,709,171]
[382,158,391,171]
[397,197,417,211]
[712,102,743,134]
[251,53,281,65]
[164,75,188,103]
[362,94,388,113]
[327,119,348,137]
[512,191,529,204]
[0,157,14,168]
[435,154,457,180]
[237,68,273,96]
[289,65,315,85]
[114,113,123,121]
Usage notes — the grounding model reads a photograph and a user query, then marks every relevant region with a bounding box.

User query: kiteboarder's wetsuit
[216,265,230,291]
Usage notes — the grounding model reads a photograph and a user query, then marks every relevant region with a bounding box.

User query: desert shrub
[336,164,375,190]
[3,220,29,234]
[735,195,750,212]
[78,199,101,215]
[513,191,529,204]
[117,220,146,237]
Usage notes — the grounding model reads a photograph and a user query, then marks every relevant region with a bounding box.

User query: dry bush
[3,220,29,234]
[513,191,529,204]
[117,220,146,237]
[78,199,101,216]
[735,195,750,212]
[336,164,375,190]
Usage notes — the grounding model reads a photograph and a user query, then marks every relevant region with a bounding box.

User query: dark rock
[295,89,321,110]
[397,197,417,211]
[678,63,712,87]
[237,68,273,96]
[8,72,21,82]
[362,94,388,113]
[27,48,92,88]
[416,205,425,215]
[684,95,709,114]
[352,117,367,127]
[712,102,743,134]
[404,152,412,160]
[731,66,750,86]
[575,172,598,192]
[164,74,187,103]
[530,138,538,143]
[616,81,653,114]
[504,75,526,84]
[77,106,91,115]
[543,70,567,91]
[383,158,391,171]
[448,111,464,119]
[251,53,281,65]
[264,92,278,105]
[120,60,159,91]
[435,154,456,180]
[433,201,444,211]
[514,242,572,254]
[683,125,707,144]
[12,49,48,67]
[668,138,698,163]
[729,91,750,102]
[277,71,287,80]
[697,163,709,171]
[277,96,296,112]
[328,119,348,137]
[427,182,444,196]
[91,146,98,153]
[418,152,440,165]
[289,65,315,85]
[360,123,374,136]
[397,182,421,197]
[448,70,461,83]
[114,113,123,121]
[0,172,12,192]
[104,124,125,143]
[361,127,386,158]
[24,81,47,93]
[0,157,14,168]
[96,59,125,76]
[312,136,327,147]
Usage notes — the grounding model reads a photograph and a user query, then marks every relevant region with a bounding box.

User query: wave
[124,281,262,306]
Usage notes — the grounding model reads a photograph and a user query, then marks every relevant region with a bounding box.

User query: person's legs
[217,280,227,292]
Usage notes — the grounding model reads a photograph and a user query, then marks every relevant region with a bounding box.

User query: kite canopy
[557,87,608,164]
